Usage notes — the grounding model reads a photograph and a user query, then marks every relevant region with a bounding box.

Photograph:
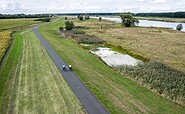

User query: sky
[0,0,185,14]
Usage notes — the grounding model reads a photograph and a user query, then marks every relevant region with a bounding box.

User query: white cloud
[0,0,184,14]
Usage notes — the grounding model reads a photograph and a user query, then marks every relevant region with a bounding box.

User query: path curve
[32,26,110,114]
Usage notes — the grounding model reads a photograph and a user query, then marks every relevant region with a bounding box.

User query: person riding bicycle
[62,64,66,71]
[69,65,72,70]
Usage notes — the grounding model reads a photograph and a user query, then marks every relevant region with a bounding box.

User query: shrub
[78,14,84,21]
[120,13,139,27]
[77,37,105,44]
[73,30,85,34]
[34,17,51,22]
[99,17,102,21]
[65,21,75,30]
[65,17,67,20]
[176,24,183,31]
[85,15,90,20]
[59,26,64,31]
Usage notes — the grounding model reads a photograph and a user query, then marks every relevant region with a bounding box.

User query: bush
[34,17,51,22]
[59,26,64,31]
[99,17,102,21]
[176,24,183,31]
[78,14,84,21]
[120,13,139,27]
[85,15,90,20]
[65,17,67,20]
[73,30,85,34]
[65,21,75,30]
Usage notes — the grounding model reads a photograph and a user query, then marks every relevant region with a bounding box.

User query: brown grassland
[0,31,12,62]
[73,18,185,72]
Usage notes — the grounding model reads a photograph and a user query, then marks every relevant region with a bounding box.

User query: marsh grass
[118,62,185,105]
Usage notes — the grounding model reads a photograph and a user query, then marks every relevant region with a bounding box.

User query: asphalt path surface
[32,26,110,114]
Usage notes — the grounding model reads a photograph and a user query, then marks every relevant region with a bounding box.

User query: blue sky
[0,0,185,14]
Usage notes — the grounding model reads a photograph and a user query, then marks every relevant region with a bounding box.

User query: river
[92,17,185,32]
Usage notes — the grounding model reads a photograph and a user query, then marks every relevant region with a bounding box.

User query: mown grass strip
[13,29,85,114]
[0,31,23,113]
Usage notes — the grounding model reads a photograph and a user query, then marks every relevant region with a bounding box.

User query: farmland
[0,29,85,113]
[0,18,41,63]
[0,18,40,31]
[39,17,185,113]
[0,31,11,62]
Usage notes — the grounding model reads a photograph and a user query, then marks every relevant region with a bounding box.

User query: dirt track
[32,26,109,114]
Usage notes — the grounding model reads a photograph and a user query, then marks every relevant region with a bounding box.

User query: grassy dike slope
[39,18,185,114]
[0,29,85,114]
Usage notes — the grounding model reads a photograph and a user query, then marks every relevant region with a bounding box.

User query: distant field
[0,18,40,30]
[0,18,41,63]
[39,17,185,114]
[0,29,85,113]
[73,18,185,72]
[135,16,185,23]
[0,31,11,61]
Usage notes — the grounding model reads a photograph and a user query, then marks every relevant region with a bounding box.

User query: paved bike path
[32,26,110,114]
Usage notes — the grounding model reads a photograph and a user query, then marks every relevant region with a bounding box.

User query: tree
[78,14,84,21]
[120,13,139,27]
[65,21,75,30]
[176,24,183,31]
[85,15,90,20]
[99,17,102,21]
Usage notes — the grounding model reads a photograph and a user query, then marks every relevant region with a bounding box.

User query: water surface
[91,47,141,67]
[92,17,185,31]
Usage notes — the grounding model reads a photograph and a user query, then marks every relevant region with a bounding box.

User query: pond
[92,17,185,31]
[90,47,142,67]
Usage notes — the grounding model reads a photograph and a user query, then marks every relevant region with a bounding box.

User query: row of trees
[135,12,185,18]
[77,14,90,20]
[0,14,51,19]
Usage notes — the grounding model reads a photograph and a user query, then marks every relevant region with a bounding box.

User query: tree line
[134,12,185,18]
[0,14,51,19]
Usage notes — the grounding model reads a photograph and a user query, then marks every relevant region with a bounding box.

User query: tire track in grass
[0,41,19,113]
[26,32,34,112]
[15,31,25,114]
[7,53,22,114]
[23,31,29,113]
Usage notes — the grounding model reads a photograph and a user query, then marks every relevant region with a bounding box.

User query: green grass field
[0,18,41,63]
[39,17,185,114]
[0,18,40,31]
[0,29,85,113]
